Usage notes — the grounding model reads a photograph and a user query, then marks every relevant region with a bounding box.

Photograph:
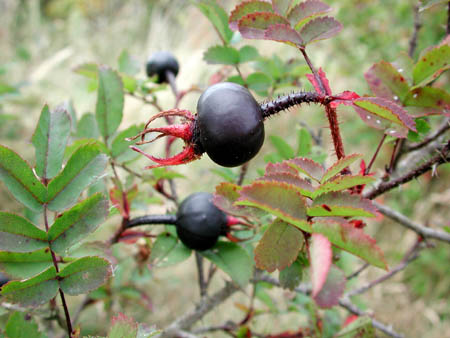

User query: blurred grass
[0,0,449,337]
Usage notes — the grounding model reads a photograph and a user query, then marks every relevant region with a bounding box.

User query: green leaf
[150,233,191,267]
[246,72,272,94]
[413,44,450,88]
[254,219,304,272]
[0,145,47,211]
[229,1,274,31]
[288,0,332,29]
[0,213,47,253]
[195,0,234,43]
[111,125,142,162]
[96,66,124,139]
[31,105,71,179]
[203,45,240,65]
[74,63,98,79]
[0,249,53,279]
[269,135,295,159]
[404,87,450,110]
[308,192,377,217]
[118,50,140,76]
[48,194,108,254]
[312,220,387,270]
[59,256,112,295]
[47,143,108,211]
[279,256,304,290]
[407,118,431,142]
[321,154,363,183]
[236,181,312,232]
[313,175,375,198]
[336,316,375,337]
[214,182,264,218]
[1,267,58,307]
[5,312,48,338]
[201,241,252,288]
[239,45,260,63]
[75,113,100,139]
[298,16,342,45]
[296,128,312,156]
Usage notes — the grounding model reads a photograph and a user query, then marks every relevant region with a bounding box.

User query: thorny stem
[366,134,386,175]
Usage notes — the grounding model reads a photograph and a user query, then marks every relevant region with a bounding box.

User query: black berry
[176,192,227,251]
[196,82,265,167]
[146,51,179,84]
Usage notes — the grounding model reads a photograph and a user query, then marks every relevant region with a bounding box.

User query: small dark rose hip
[146,51,180,84]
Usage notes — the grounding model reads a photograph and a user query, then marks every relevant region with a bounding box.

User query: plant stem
[366,134,386,174]
[195,252,207,297]
[126,214,177,228]
[237,162,249,186]
[408,3,422,57]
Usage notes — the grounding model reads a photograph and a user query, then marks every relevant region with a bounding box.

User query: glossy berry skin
[197,82,265,167]
[146,51,179,84]
[176,192,227,251]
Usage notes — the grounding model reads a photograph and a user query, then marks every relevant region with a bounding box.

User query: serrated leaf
[364,61,410,102]
[321,154,363,183]
[288,0,331,29]
[306,67,332,94]
[196,0,234,43]
[264,24,304,46]
[269,135,295,159]
[0,249,53,279]
[48,194,108,254]
[239,45,260,63]
[336,316,375,337]
[246,72,272,94]
[201,241,252,288]
[59,256,112,295]
[265,161,298,175]
[298,16,342,45]
[255,219,304,272]
[1,266,58,307]
[353,97,416,138]
[308,192,377,217]
[109,313,138,338]
[285,157,325,181]
[312,220,387,269]
[313,175,375,198]
[238,12,290,39]
[236,181,312,232]
[0,213,47,253]
[203,45,240,65]
[279,257,304,290]
[150,233,191,267]
[413,44,450,88]
[272,0,291,15]
[213,182,263,218]
[32,105,71,179]
[229,1,274,30]
[75,113,100,139]
[314,265,345,308]
[96,66,124,138]
[47,143,108,212]
[310,233,332,297]
[404,87,450,110]
[5,312,48,338]
[111,125,142,162]
[74,63,98,79]
[0,146,46,212]
[259,172,314,198]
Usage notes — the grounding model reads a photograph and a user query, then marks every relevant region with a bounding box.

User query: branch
[408,3,422,57]
[404,118,450,152]
[373,202,450,243]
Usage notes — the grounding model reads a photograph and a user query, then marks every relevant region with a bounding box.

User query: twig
[366,134,386,174]
[195,252,207,297]
[126,214,177,228]
[346,263,369,280]
[386,138,403,174]
[408,3,422,57]
[364,140,450,199]
[404,118,450,152]
[237,162,249,186]
[373,201,450,243]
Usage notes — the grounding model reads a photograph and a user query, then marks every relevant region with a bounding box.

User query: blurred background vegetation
[0,0,448,337]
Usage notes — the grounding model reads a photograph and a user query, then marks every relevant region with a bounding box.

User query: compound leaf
[238,45,260,63]
[32,105,71,179]
[59,256,112,295]
[288,0,331,29]
[214,182,263,218]
[229,1,274,30]
[264,24,304,46]
[298,16,342,45]
[0,249,53,279]
[313,175,375,198]
[255,219,304,272]
[238,12,289,40]
[0,145,46,212]
[321,154,363,183]
[259,172,314,198]
[413,44,450,88]
[285,157,325,181]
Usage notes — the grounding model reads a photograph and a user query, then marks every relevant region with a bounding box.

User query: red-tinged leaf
[236,181,312,232]
[412,44,450,88]
[329,91,360,108]
[314,265,346,308]
[229,1,274,30]
[238,12,290,39]
[321,154,363,183]
[109,186,137,218]
[213,182,264,218]
[404,87,450,110]
[272,0,292,15]
[306,67,332,94]
[308,192,377,217]
[298,16,342,45]
[259,172,315,198]
[353,97,416,138]
[265,161,298,175]
[264,24,304,46]
[287,0,331,28]
[254,219,304,272]
[364,60,411,102]
[312,220,387,269]
[310,233,332,297]
[313,175,375,198]
[285,157,325,182]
